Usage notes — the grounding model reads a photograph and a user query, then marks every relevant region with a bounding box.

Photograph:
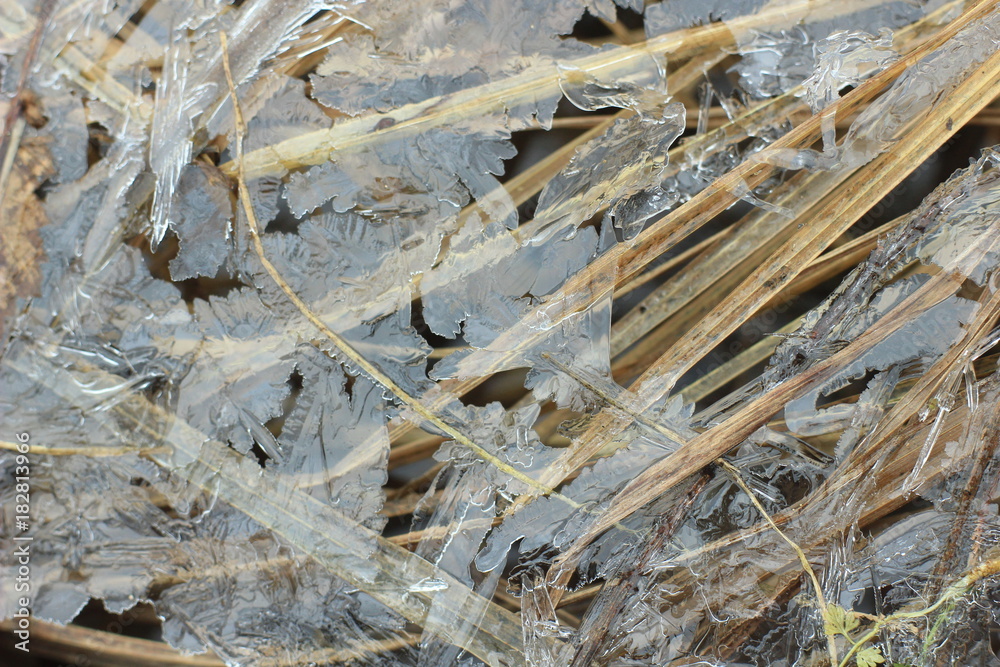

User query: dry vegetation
[2,0,1000,665]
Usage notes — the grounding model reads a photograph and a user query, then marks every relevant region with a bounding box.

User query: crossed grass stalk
[7,1,1000,664]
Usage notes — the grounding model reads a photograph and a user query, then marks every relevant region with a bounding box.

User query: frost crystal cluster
[2,0,1000,666]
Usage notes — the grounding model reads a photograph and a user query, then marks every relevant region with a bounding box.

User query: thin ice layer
[801,28,898,151]
[33,84,88,183]
[414,403,563,663]
[731,2,925,101]
[167,162,233,280]
[277,345,390,529]
[148,28,213,246]
[426,223,612,411]
[475,395,693,573]
[532,69,684,242]
[283,119,517,229]
[122,288,297,456]
[761,6,1000,171]
[643,0,768,35]
[301,0,630,246]
[310,0,619,127]
[147,0,331,246]
[784,277,976,437]
[255,211,433,398]
[38,106,149,292]
[776,147,1000,440]
[2,237,522,663]
[421,222,597,340]
[0,345,406,665]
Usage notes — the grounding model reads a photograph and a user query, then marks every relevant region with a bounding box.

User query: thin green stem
[838,557,1000,667]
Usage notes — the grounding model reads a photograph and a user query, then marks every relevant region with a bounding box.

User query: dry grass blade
[562,234,997,569]
[719,460,839,664]
[544,7,1000,500]
[0,617,222,667]
[568,474,710,667]
[411,0,997,450]
[8,0,1000,664]
[218,0,895,180]
[0,616,418,667]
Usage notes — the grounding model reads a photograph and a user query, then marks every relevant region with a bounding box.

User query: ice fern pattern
[3,0,1000,666]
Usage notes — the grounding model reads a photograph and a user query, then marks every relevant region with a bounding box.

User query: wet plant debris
[3,1,1000,665]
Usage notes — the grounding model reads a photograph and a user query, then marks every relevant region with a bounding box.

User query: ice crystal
[3,1,1000,666]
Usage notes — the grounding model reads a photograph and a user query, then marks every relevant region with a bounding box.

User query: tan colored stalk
[546,10,1000,507]
[401,0,995,456]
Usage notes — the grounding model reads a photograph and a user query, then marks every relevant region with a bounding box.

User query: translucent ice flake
[784,277,976,437]
[277,345,390,529]
[556,61,667,119]
[167,162,233,280]
[283,116,519,235]
[422,221,597,339]
[145,0,330,246]
[311,33,491,117]
[148,31,212,247]
[255,211,433,397]
[410,577,450,593]
[31,246,178,355]
[801,29,898,150]
[244,76,330,153]
[643,0,768,36]
[400,402,553,663]
[411,467,508,665]
[532,71,684,241]
[38,104,149,289]
[734,2,925,100]
[126,288,297,455]
[915,150,1000,287]
[520,567,574,667]
[732,27,818,101]
[285,160,366,216]
[433,402,560,498]
[426,222,613,411]
[760,7,1000,172]
[834,366,901,460]
[33,83,88,183]
[475,415,688,574]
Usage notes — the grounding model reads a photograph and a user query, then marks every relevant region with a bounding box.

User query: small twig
[719,460,839,665]
[0,440,168,457]
[838,556,1000,667]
